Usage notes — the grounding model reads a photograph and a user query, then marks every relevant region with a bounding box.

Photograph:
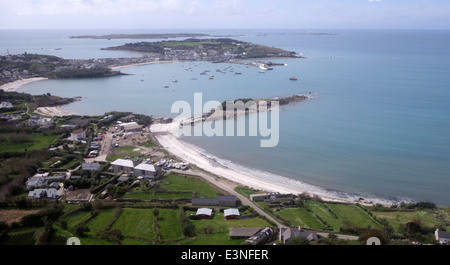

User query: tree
[153,209,159,217]
[286,236,310,245]
[74,224,90,237]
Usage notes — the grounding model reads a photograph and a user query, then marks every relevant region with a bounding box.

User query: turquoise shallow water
[9,29,450,205]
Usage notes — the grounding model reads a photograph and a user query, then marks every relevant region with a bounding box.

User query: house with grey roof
[28,188,59,199]
[111,159,134,174]
[245,227,274,245]
[279,227,318,244]
[192,195,237,207]
[134,163,156,178]
[435,229,450,245]
[26,176,46,190]
[82,162,101,171]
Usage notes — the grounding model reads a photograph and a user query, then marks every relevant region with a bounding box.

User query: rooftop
[134,163,156,172]
[111,158,134,168]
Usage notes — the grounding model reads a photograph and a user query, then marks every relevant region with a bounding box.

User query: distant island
[102,38,304,63]
[69,33,210,40]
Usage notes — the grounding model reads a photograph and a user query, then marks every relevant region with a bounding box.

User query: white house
[111,159,134,174]
[133,163,156,178]
[0,102,13,109]
[70,129,86,141]
[435,229,450,245]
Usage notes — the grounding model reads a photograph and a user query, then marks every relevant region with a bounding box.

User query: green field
[277,207,323,229]
[111,208,155,240]
[158,209,183,240]
[182,210,273,245]
[328,204,382,229]
[374,208,450,232]
[65,210,92,227]
[86,209,116,236]
[124,173,225,200]
[274,202,382,231]
[0,133,61,152]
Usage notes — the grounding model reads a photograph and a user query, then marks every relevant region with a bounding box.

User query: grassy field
[183,209,273,245]
[273,201,382,231]
[86,209,116,236]
[124,173,226,200]
[157,209,183,241]
[306,201,342,230]
[0,133,61,152]
[373,208,450,232]
[328,204,382,229]
[276,207,323,229]
[111,208,155,240]
[65,210,92,228]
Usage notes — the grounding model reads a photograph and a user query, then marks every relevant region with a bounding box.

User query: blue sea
[3,29,449,205]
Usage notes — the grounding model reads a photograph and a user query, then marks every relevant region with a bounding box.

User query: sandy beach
[0,77,48,92]
[109,60,173,70]
[150,122,376,205]
[34,106,77,117]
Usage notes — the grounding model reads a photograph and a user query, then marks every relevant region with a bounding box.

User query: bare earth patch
[0,209,41,225]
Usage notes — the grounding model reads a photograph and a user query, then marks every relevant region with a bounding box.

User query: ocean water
[7,29,450,205]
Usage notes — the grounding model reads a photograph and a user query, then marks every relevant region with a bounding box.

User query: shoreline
[0,77,79,117]
[34,106,78,117]
[0,77,48,92]
[109,60,174,70]
[150,122,399,207]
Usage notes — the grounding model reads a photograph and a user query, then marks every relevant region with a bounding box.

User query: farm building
[192,195,237,207]
[224,208,240,220]
[120,122,142,132]
[196,208,213,219]
[134,163,156,178]
[229,228,262,239]
[111,159,134,174]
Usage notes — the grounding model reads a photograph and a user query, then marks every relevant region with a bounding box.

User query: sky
[1,0,449,30]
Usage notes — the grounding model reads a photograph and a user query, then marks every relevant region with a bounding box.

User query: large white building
[111,159,135,174]
[120,122,142,132]
[133,163,156,178]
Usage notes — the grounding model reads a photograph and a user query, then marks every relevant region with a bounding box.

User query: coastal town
[0,85,449,246]
[1,37,303,86]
